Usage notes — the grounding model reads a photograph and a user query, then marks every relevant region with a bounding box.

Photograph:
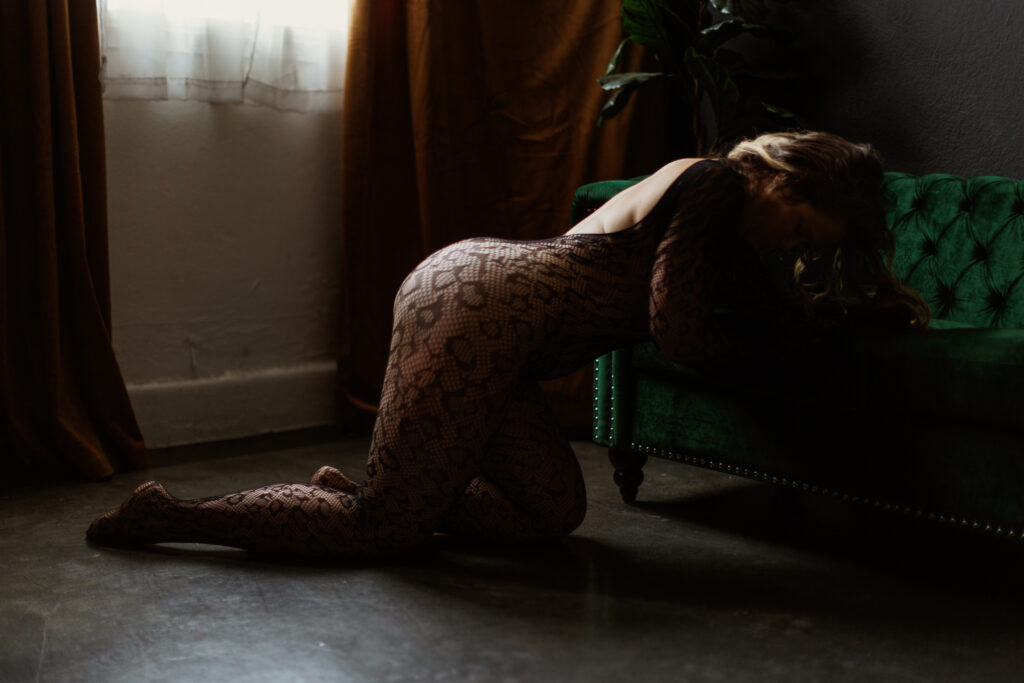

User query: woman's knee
[552,488,587,538]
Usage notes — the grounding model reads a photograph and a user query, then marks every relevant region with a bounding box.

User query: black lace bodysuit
[87,160,747,557]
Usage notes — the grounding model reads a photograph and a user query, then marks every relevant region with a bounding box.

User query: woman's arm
[647,161,746,367]
[567,158,702,235]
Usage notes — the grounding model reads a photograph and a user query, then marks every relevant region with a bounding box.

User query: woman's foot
[310,465,361,494]
[86,481,175,547]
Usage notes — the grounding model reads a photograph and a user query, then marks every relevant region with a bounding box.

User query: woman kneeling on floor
[87,131,928,557]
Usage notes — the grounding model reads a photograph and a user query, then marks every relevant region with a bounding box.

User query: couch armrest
[570,178,646,226]
[593,348,634,448]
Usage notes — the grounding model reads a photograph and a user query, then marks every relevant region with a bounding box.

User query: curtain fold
[338,0,671,433]
[1,0,147,483]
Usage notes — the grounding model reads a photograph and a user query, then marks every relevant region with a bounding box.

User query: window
[97,0,355,112]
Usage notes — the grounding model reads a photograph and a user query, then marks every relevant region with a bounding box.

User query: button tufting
[921,238,938,256]
[972,242,989,261]
[987,289,1008,313]
[1015,198,1024,215]
[911,196,924,210]
[935,282,957,312]
[960,197,973,212]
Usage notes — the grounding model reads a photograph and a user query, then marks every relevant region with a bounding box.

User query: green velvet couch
[575,171,1024,539]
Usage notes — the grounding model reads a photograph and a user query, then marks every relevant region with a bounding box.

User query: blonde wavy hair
[725,131,930,329]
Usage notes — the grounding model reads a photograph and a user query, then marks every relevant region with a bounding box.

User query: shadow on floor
[634,480,1024,583]
[84,475,1024,643]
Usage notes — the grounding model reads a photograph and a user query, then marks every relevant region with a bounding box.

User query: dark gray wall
[803,1,1023,178]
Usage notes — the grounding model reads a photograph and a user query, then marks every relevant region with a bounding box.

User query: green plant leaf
[708,0,771,22]
[598,72,669,91]
[762,102,810,128]
[597,72,670,124]
[605,38,631,77]
[699,19,747,52]
[700,20,792,54]
[684,47,740,118]
[622,0,697,72]
[598,87,638,125]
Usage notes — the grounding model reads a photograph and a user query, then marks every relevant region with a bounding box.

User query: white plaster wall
[104,99,343,447]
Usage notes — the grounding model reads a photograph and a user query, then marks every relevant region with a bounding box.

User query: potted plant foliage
[599,0,806,155]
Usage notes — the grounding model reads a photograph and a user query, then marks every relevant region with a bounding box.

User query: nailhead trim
[592,362,617,443]
[630,442,1022,540]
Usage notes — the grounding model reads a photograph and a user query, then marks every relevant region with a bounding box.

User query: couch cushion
[631,323,1024,434]
[884,172,1024,328]
[849,326,1024,433]
[624,348,1024,527]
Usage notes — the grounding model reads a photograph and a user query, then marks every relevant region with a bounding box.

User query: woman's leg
[85,311,508,557]
[86,480,367,556]
[87,241,561,557]
[88,377,583,556]
[312,380,586,543]
[441,380,586,542]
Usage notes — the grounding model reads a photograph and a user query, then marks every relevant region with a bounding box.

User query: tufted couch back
[884,172,1024,328]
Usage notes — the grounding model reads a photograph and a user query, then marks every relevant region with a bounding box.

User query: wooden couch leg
[608,446,647,503]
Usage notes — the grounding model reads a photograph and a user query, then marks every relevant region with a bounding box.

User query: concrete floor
[2,432,1024,682]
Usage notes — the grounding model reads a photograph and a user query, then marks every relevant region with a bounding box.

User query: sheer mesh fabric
[86,161,744,557]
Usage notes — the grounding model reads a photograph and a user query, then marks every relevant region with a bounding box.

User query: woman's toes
[86,481,173,546]
[310,466,360,493]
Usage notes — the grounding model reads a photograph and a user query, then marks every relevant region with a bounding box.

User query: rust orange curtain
[0,1,146,483]
[338,0,670,433]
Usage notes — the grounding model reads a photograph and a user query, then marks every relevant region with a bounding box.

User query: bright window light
[102,0,353,30]
[98,0,355,112]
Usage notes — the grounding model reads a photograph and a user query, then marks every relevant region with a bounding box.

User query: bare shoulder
[567,158,707,236]
[652,157,704,178]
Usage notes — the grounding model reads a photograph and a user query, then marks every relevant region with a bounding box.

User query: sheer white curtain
[97,0,354,112]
